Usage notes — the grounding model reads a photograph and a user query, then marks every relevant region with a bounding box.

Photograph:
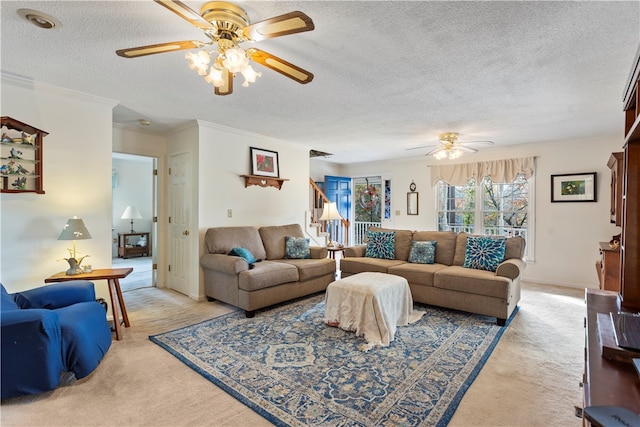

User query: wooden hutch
[583,45,640,424]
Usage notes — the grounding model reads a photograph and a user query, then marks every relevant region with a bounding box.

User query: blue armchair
[1,281,112,399]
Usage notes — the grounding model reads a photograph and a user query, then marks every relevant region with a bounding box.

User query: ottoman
[324,272,424,350]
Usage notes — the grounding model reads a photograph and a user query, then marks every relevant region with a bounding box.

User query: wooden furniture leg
[111,278,130,327]
[107,278,122,340]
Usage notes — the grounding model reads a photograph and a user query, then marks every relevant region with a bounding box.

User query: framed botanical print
[551,172,597,202]
[250,147,279,178]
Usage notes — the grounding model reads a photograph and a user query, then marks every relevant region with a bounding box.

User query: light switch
[227,209,232,218]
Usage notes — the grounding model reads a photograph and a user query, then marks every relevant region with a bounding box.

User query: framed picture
[551,172,597,202]
[250,147,279,178]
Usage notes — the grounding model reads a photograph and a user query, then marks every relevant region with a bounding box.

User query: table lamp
[319,201,343,247]
[58,216,92,275]
[121,205,142,233]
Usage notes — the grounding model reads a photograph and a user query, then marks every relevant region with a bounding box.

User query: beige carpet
[1,282,585,427]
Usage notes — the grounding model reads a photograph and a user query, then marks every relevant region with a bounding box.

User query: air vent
[310,149,333,158]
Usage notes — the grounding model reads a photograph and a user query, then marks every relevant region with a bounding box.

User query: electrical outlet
[227,209,232,218]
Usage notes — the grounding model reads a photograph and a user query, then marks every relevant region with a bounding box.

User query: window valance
[430,156,535,186]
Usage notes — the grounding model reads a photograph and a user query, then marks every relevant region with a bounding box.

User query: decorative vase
[65,257,85,275]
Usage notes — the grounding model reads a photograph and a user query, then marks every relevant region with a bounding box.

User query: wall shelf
[1,116,48,194]
[241,174,289,190]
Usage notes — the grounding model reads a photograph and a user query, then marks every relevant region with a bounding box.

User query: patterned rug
[150,294,516,426]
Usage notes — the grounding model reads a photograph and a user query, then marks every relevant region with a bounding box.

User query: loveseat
[200,224,336,317]
[341,228,526,325]
[1,281,112,399]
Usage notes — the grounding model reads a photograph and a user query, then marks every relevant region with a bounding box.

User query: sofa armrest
[13,281,96,310]
[309,246,328,259]
[496,258,525,280]
[1,309,64,399]
[344,245,367,257]
[200,253,250,274]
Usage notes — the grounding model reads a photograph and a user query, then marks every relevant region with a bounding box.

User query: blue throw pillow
[365,231,396,260]
[463,236,507,272]
[231,247,256,264]
[285,236,310,259]
[408,240,437,264]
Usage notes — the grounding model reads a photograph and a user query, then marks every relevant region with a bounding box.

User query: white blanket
[324,272,424,351]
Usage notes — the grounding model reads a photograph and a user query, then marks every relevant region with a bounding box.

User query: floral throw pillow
[408,240,437,264]
[463,236,507,272]
[365,231,396,260]
[285,236,311,259]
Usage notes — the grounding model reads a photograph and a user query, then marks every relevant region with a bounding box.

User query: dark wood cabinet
[607,152,623,226]
[598,242,620,292]
[117,232,150,259]
[621,44,640,310]
[583,289,640,418]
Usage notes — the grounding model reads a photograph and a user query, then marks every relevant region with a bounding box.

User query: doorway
[111,153,157,292]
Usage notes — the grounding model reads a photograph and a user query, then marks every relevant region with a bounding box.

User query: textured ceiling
[1,1,639,163]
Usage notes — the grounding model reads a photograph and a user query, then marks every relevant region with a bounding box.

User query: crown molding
[1,71,118,108]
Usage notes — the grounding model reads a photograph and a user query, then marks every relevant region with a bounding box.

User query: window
[437,175,532,259]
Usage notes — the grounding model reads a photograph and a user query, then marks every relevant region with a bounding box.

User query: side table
[327,247,345,260]
[45,268,133,340]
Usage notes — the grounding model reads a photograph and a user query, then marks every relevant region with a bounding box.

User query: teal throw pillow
[408,240,437,264]
[463,236,507,272]
[231,247,256,264]
[285,236,311,259]
[365,231,396,260]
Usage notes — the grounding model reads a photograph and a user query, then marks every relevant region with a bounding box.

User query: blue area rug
[150,294,516,426]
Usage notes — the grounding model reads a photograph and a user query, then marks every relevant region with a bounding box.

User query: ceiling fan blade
[116,40,204,58]
[154,0,214,30]
[242,11,314,41]
[247,49,313,84]
[459,145,479,153]
[464,140,495,145]
[425,146,443,156]
[214,69,233,96]
[405,145,435,151]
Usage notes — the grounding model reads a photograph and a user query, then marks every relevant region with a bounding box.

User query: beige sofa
[200,224,336,317]
[341,228,526,325]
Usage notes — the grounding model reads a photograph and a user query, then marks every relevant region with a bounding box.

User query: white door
[168,152,191,296]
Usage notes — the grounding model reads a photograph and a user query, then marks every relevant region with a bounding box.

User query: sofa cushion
[408,240,437,264]
[205,227,267,261]
[277,258,336,281]
[388,263,448,287]
[259,224,304,260]
[369,227,413,261]
[1,284,19,311]
[340,257,406,275]
[238,261,299,292]
[412,231,457,265]
[504,236,526,260]
[463,236,507,272]
[284,236,310,259]
[434,266,511,299]
[365,231,396,260]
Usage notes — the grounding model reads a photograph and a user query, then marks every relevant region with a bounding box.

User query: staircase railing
[309,178,350,246]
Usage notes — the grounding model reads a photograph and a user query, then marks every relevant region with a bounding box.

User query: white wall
[340,135,623,289]
[1,75,116,303]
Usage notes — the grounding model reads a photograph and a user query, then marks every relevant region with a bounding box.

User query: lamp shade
[120,206,142,220]
[58,217,92,240]
[319,202,343,221]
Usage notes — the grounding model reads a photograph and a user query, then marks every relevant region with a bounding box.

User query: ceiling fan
[116,1,314,96]
[408,133,494,160]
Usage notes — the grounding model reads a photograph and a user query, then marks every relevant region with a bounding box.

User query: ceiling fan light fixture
[185,50,211,75]
[240,64,262,87]
[205,65,226,87]
[222,47,249,72]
